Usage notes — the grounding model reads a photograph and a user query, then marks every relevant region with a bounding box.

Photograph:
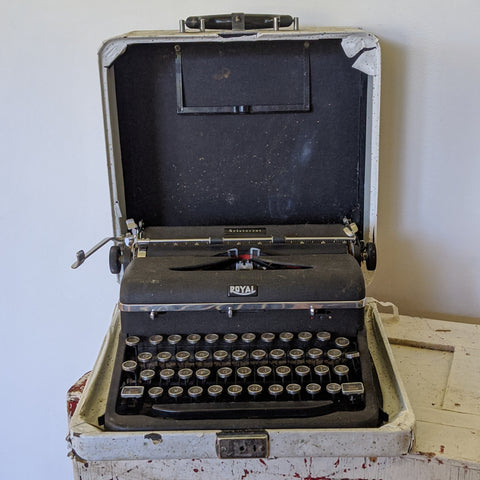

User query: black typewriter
[96,224,381,431]
[73,14,383,432]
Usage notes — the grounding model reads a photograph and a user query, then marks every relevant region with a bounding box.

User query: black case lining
[113,39,367,233]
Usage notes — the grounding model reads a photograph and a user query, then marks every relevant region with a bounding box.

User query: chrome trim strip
[138,238,212,245]
[136,236,352,246]
[119,299,366,313]
[283,236,352,242]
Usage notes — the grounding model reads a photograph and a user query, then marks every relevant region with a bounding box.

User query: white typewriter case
[67,24,414,461]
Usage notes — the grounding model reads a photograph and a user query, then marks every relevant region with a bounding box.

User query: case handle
[185,13,296,31]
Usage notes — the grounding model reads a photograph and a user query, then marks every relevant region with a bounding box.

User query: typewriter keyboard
[113,330,372,421]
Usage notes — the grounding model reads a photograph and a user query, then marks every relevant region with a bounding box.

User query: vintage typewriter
[73,14,382,433]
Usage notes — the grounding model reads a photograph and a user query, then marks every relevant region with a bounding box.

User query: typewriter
[73,14,383,433]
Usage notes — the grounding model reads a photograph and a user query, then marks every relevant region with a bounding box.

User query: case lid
[99,26,380,243]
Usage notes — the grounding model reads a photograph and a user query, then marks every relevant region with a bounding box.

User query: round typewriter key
[268,384,283,397]
[316,331,331,343]
[138,352,153,366]
[298,331,313,342]
[232,349,247,362]
[125,336,140,347]
[205,333,219,344]
[313,365,330,384]
[195,368,211,381]
[227,385,242,398]
[140,369,155,382]
[187,334,201,345]
[148,386,163,399]
[335,337,350,349]
[288,348,304,361]
[213,350,229,362]
[157,351,172,364]
[257,365,272,379]
[208,384,223,398]
[237,366,252,379]
[159,368,175,381]
[122,360,137,372]
[241,332,256,343]
[248,384,262,397]
[295,365,311,378]
[327,349,342,362]
[167,334,182,345]
[326,382,341,400]
[279,331,294,343]
[188,386,203,399]
[251,349,267,361]
[286,383,301,396]
[270,349,286,361]
[168,386,183,399]
[149,334,163,346]
[178,368,193,381]
[175,351,191,363]
[261,332,275,343]
[334,364,350,381]
[306,383,321,397]
[276,365,291,379]
[307,348,323,361]
[218,367,233,380]
[314,364,330,382]
[224,333,238,343]
[195,350,210,362]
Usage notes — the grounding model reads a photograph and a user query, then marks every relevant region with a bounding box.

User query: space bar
[151,400,335,419]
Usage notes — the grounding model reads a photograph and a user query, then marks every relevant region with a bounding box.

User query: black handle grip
[186,14,293,31]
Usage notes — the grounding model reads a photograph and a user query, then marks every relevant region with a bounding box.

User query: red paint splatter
[302,476,332,480]
[362,463,367,469]
[147,460,152,463]
[293,474,301,478]
[193,469,199,473]
[436,459,444,465]
[334,458,340,467]
[259,459,266,466]
[66,372,91,419]
[440,445,445,453]
[240,469,250,480]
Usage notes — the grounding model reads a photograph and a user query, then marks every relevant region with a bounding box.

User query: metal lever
[71,236,123,269]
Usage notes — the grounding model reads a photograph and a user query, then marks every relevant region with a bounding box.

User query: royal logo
[228,285,258,297]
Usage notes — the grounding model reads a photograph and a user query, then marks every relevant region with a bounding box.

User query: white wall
[1,1,479,478]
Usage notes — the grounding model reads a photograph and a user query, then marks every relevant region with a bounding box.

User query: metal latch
[216,432,269,459]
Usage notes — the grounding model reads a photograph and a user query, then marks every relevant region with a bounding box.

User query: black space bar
[152,400,335,419]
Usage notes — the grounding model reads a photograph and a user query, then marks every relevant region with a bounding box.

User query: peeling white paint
[99,39,127,68]
[341,33,380,76]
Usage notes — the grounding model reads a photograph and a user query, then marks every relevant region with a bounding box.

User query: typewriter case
[99,21,382,432]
